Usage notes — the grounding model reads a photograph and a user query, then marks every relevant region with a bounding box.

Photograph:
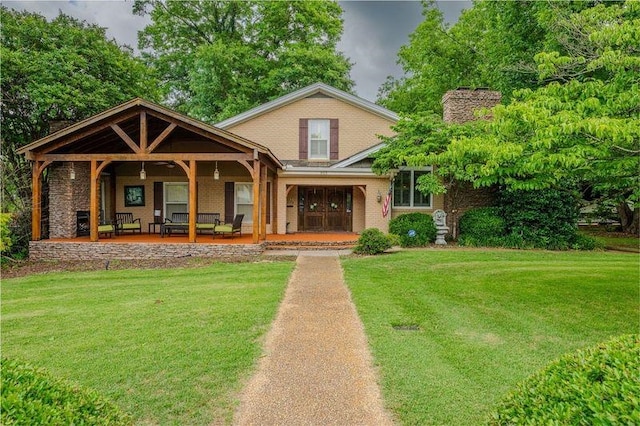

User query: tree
[0,7,159,254]
[377,1,639,234]
[379,0,612,115]
[134,0,353,122]
[378,0,482,114]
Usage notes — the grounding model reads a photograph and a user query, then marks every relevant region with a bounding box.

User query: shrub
[570,233,602,250]
[1,358,131,425]
[498,188,582,250]
[458,207,506,247]
[489,334,640,425]
[0,213,13,254]
[388,213,436,247]
[353,228,393,255]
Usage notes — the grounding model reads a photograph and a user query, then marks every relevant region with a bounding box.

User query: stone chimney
[441,87,502,239]
[442,88,501,124]
[49,120,74,134]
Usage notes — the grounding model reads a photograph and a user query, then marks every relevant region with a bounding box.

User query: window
[235,183,253,222]
[308,119,329,159]
[164,182,188,218]
[393,169,432,208]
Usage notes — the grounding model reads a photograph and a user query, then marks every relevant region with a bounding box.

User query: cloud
[3,0,149,50]
[338,1,469,101]
[4,0,470,102]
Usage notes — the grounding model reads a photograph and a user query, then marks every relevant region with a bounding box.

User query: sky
[4,0,470,102]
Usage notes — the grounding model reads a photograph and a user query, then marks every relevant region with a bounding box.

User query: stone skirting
[29,241,265,260]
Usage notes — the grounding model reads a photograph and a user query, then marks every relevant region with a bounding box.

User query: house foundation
[29,241,265,260]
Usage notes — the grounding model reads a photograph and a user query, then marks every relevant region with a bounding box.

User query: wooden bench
[161,212,220,236]
[115,212,142,234]
[196,212,220,234]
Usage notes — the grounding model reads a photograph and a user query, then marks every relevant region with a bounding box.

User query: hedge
[1,358,131,425]
[489,334,640,425]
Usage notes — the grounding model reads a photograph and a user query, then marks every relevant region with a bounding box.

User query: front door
[298,186,352,232]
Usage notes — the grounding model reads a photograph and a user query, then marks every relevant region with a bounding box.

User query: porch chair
[115,212,142,234]
[98,223,115,238]
[213,214,244,239]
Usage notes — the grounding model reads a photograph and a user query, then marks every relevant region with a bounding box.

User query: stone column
[49,162,91,238]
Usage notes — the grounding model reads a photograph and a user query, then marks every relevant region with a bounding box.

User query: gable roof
[329,142,386,168]
[215,82,399,129]
[18,98,283,168]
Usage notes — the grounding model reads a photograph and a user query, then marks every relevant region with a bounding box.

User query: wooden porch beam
[260,163,267,240]
[36,110,141,156]
[34,153,254,162]
[252,160,260,244]
[188,160,197,243]
[96,160,113,176]
[146,122,177,153]
[145,110,253,154]
[31,161,43,240]
[140,111,147,152]
[237,159,253,174]
[272,174,279,234]
[30,160,54,240]
[110,124,141,153]
[89,159,99,242]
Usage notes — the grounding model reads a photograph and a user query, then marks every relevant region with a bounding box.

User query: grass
[342,249,639,425]
[1,260,294,425]
[580,227,639,251]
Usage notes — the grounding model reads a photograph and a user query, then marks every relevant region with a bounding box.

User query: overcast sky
[4,0,470,102]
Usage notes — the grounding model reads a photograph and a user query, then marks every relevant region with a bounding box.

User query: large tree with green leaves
[134,0,353,122]
[379,0,614,115]
[375,1,639,234]
[0,7,158,254]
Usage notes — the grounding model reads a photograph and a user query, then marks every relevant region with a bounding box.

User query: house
[18,82,500,258]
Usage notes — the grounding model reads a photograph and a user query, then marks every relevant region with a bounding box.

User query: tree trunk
[617,201,639,235]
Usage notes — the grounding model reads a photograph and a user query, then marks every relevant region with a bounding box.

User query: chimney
[442,88,501,124]
[49,120,74,134]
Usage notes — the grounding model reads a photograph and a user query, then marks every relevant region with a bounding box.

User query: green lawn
[1,261,294,425]
[342,250,639,425]
[580,227,639,251]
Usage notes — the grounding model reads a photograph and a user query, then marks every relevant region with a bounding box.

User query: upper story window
[308,119,330,159]
[393,168,432,208]
[299,118,338,160]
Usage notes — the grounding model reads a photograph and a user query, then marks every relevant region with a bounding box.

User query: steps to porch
[264,239,357,251]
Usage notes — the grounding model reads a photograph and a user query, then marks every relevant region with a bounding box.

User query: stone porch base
[29,241,265,261]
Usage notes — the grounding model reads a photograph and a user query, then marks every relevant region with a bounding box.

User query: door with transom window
[298,186,352,232]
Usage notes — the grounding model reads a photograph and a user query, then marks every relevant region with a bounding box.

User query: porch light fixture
[376,190,382,203]
[139,162,147,180]
[214,161,220,180]
[69,163,76,180]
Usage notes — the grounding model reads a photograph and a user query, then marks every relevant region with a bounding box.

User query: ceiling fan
[154,161,175,168]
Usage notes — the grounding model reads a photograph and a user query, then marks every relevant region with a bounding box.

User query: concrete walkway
[234,252,393,425]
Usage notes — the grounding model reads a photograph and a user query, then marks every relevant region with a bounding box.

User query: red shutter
[330,119,339,160]
[299,118,308,159]
[224,182,235,223]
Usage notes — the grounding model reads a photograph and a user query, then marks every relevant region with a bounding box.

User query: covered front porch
[19,99,283,246]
